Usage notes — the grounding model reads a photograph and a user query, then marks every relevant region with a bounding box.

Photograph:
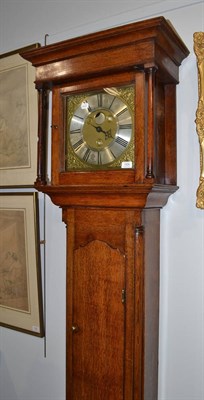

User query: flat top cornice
[21,16,189,68]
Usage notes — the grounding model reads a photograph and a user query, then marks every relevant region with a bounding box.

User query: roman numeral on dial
[97,93,103,107]
[83,148,91,162]
[73,114,84,122]
[72,138,84,151]
[115,136,129,148]
[98,152,102,164]
[115,107,128,117]
[119,124,132,130]
[70,128,81,135]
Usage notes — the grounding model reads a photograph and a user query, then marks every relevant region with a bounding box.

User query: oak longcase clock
[22,16,189,400]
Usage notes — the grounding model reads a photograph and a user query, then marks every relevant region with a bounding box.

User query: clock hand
[91,124,107,134]
[91,124,114,140]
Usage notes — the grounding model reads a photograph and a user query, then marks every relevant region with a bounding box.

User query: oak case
[22,16,189,399]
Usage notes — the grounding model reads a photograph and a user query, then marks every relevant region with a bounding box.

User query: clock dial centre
[83,108,117,150]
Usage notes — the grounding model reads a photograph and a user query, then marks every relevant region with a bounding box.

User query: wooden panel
[65,208,140,399]
[72,240,125,400]
[134,225,145,400]
[164,84,177,184]
[35,42,153,84]
[142,208,160,400]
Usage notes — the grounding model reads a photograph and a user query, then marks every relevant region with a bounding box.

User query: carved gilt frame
[194,32,204,209]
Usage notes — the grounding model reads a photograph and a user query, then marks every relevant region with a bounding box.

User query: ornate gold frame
[194,32,204,209]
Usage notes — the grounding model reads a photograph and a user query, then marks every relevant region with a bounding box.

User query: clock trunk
[64,207,160,400]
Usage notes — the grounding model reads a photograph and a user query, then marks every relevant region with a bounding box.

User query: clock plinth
[22,16,189,400]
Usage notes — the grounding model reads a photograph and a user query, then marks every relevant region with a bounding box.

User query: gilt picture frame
[0,192,44,336]
[0,44,39,187]
[194,32,204,209]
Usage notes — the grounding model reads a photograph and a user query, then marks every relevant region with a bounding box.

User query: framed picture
[194,32,204,209]
[0,192,44,336]
[0,44,39,187]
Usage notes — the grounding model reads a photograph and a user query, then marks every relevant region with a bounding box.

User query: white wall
[0,1,203,399]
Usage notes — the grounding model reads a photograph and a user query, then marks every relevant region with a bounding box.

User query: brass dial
[66,86,134,170]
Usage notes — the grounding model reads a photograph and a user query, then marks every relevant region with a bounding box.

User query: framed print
[0,44,39,187]
[194,32,204,209]
[0,192,44,336]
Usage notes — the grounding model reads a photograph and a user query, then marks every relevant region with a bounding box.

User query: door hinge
[121,289,126,304]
